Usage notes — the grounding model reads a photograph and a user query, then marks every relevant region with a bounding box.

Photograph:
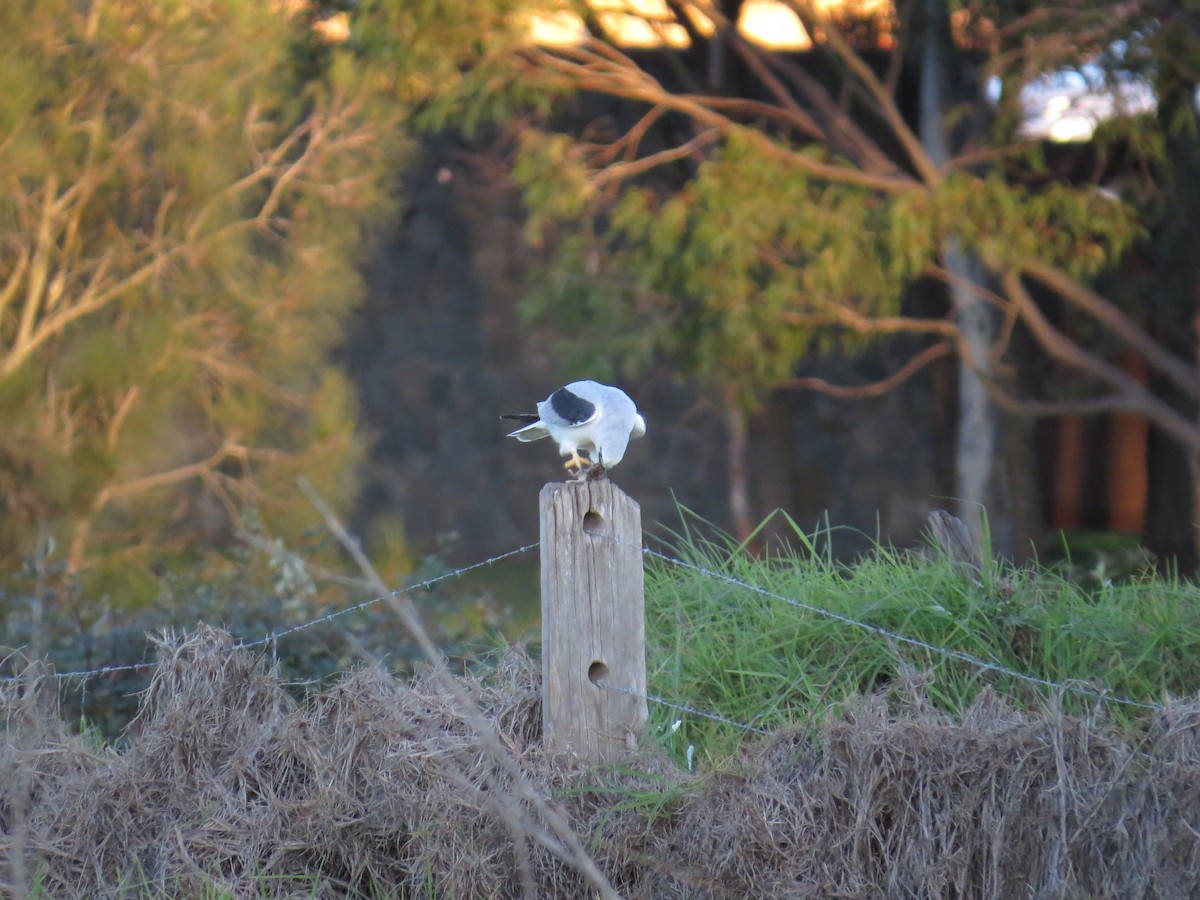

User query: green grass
[643,512,1200,764]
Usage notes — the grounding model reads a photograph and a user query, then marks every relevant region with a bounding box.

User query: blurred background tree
[0,0,404,603]
[3,0,1198,614]
[424,0,1200,567]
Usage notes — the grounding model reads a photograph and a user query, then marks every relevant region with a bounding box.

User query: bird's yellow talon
[563,450,588,473]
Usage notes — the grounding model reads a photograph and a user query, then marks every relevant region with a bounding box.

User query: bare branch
[587,105,669,166]
[0,245,31,322]
[884,0,915,97]
[1001,268,1200,451]
[701,94,833,137]
[922,261,1012,312]
[780,306,960,338]
[664,0,709,50]
[97,440,239,508]
[67,438,242,573]
[1020,257,1200,404]
[779,0,940,184]
[15,173,60,357]
[692,1,827,140]
[988,301,1021,375]
[758,51,904,175]
[981,385,1154,419]
[525,43,915,193]
[782,339,953,398]
[946,141,1038,171]
[1,247,130,379]
[185,106,316,243]
[591,128,719,186]
[106,386,142,455]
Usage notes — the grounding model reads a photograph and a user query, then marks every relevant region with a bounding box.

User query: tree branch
[1020,257,1200,404]
[981,384,1152,419]
[0,94,365,383]
[587,105,669,166]
[780,306,960,338]
[1001,268,1200,451]
[693,1,828,141]
[591,128,719,186]
[0,245,31,323]
[106,386,142,455]
[525,43,915,193]
[782,339,953,398]
[780,0,940,184]
[15,173,59,357]
[67,438,242,573]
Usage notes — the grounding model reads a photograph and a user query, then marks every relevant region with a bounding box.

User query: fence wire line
[0,541,540,684]
[0,529,1171,723]
[611,537,1164,714]
[599,681,772,735]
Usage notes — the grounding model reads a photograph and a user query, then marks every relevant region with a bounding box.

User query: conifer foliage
[0,0,398,598]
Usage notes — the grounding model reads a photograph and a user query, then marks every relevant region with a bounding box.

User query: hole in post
[588,660,609,685]
[582,509,604,535]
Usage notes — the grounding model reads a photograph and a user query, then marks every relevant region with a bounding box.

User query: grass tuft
[644,510,1200,762]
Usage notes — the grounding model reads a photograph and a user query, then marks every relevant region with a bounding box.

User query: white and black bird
[502,381,646,481]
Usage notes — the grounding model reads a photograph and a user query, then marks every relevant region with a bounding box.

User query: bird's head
[631,413,647,440]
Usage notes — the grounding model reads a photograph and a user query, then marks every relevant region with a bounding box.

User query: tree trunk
[917,0,1009,555]
[947,243,1005,551]
[723,392,755,542]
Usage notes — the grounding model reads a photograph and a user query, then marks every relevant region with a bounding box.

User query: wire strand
[0,541,540,684]
[599,681,772,734]
[621,538,1163,712]
[1,532,1172,726]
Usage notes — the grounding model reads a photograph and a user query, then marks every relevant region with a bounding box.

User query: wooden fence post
[540,479,648,764]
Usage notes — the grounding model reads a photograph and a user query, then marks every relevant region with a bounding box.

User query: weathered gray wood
[540,479,647,763]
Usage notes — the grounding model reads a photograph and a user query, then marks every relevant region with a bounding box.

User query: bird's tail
[500,414,539,423]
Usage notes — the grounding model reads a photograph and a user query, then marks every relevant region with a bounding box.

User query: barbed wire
[241,541,539,650]
[0,528,1175,728]
[0,541,540,685]
[598,681,772,735]
[620,537,1165,713]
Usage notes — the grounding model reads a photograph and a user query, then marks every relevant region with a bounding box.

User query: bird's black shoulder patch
[550,387,596,425]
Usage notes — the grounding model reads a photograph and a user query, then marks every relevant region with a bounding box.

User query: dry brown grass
[3,626,1200,898]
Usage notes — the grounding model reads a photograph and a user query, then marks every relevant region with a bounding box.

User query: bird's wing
[594,407,639,465]
[506,421,550,441]
[538,385,599,428]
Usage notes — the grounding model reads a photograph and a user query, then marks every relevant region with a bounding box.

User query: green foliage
[444,0,1192,435]
[644,511,1200,764]
[932,172,1143,276]
[517,124,1142,406]
[351,0,569,133]
[0,1,403,600]
[520,134,889,403]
